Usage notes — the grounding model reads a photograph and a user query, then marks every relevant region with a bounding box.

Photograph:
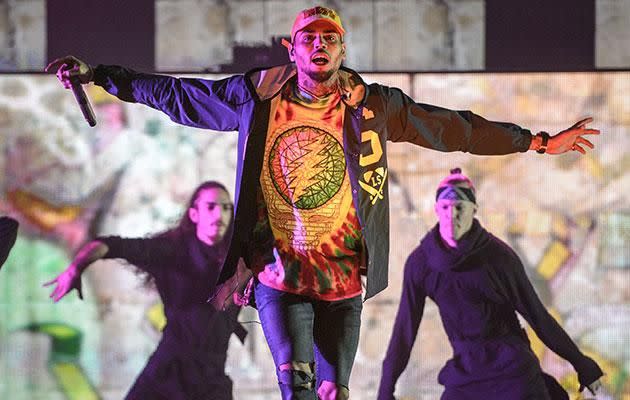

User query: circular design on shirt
[269,125,346,210]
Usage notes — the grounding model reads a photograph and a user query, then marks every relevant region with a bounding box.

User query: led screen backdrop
[0,72,627,399]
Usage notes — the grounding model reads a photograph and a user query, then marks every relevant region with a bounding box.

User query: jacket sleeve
[93,65,247,131]
[492,245,603,385]
[97,235,172,277]
[0,216,19,268]
[384,86,532,155]
[378,249,427,400]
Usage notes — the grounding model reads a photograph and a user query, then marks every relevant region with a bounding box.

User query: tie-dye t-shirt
[253,81,363,301]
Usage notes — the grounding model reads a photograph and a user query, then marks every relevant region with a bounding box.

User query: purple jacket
[93,64,532,300]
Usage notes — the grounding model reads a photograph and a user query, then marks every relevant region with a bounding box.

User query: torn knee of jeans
[277,361,315,389]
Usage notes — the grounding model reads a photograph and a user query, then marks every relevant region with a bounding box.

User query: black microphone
[70,78,97,127]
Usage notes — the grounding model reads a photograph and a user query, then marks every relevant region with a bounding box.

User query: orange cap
[290,6,345,43]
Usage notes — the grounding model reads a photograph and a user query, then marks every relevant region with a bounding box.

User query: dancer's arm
[43,240,108,301]
[492,246,604,391]
[43,235,169,302]
[378,248,427,400]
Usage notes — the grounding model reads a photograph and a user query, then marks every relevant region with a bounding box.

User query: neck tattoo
[296,81,339,101]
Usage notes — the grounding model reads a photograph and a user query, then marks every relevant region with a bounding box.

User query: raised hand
[45,55,93,89]
[547,117,600,155]
[42,240,108,302]
[43,264,83,302]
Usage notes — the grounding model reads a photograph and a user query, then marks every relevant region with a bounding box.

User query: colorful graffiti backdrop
[0,72,627,400]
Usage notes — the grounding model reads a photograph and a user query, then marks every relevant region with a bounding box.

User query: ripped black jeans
[255,281,362,400]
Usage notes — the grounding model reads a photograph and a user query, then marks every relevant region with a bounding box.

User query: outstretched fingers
[42,278,57,287]
[572,117,594,129]
[49,285,61,302]
[53,287,71,302]
[45,58,63,73]
[578,128,600,136]
[570,136,596,155]
[576,136,594,149]
[573,144,587,155]
[43,278,68,302]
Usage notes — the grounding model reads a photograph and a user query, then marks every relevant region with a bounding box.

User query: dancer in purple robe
[378,169,603,400]
[45,181,247,400]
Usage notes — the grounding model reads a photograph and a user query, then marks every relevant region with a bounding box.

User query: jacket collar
[245,63,367,109]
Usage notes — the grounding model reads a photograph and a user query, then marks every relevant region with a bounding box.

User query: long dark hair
[158,181,233,242]
[137,181,234,287]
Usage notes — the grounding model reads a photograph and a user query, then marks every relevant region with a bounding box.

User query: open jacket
[93,63,532,300]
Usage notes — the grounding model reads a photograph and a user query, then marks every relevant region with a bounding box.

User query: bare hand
[43,264,83,302]
[547,117,600,155]
[42,240,107,302]
[208,261,253,311]
[45,55,93,89]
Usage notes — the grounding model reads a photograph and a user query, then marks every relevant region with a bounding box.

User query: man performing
[46,5,600,399]
[44,181,247,400]
[377,168,603,400]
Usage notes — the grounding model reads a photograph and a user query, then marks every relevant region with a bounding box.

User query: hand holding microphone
[45,56,97,127]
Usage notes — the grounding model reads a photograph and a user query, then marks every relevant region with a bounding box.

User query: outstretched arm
[43,240,108,302]
[46,55,245,131]
[491,247,604,391]
[42,235,170,302]
[385,87,599,156]
[385,87,532,154]
[378,250,427,400]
